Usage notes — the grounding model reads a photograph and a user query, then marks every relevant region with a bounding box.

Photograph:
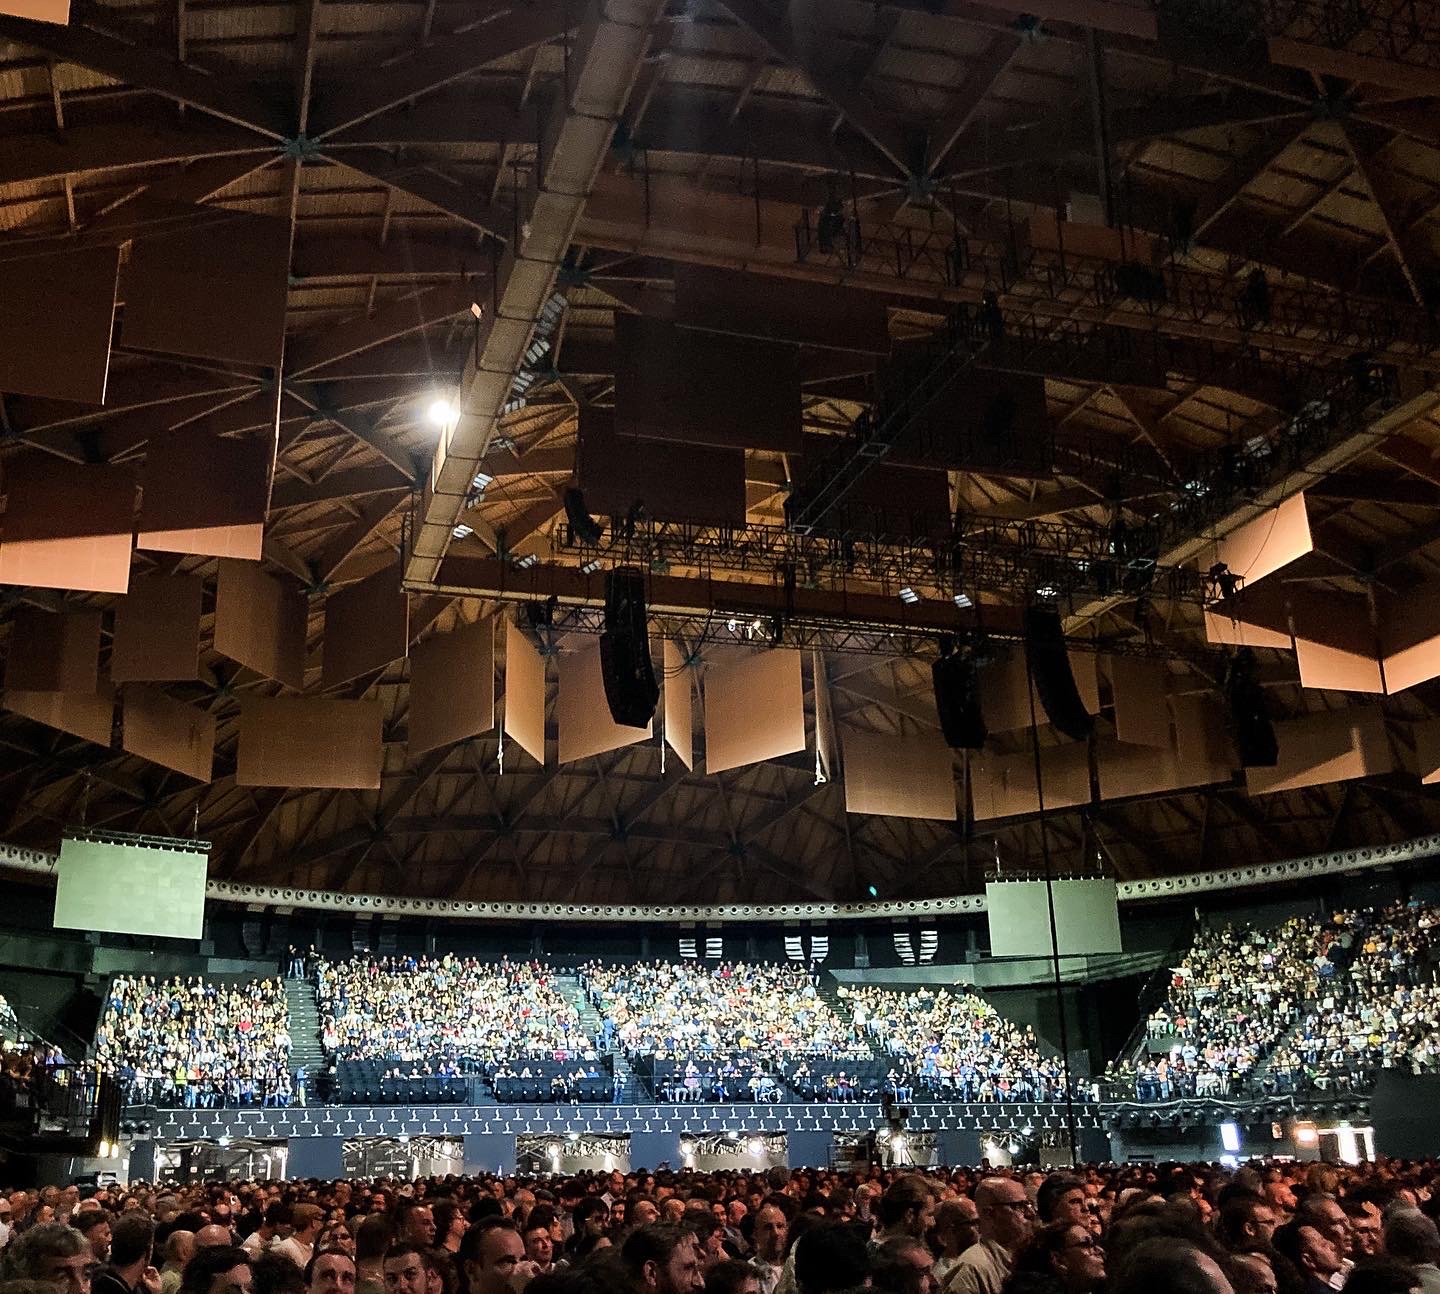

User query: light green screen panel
[984,879,1122,959]
[54,837,208,941]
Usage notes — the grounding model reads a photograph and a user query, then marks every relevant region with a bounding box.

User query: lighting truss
[561,512,1223,605]
[795,210,1440,363]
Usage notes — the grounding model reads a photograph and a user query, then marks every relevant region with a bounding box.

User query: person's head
[109,1215,157,1272]
[1385,1210,1440,1270]
[975,1178,1035,1252]
[196,1227,235,1252]
[182,1247,254,1294]
[2,1222,93,1294]
[751,1204,788,1266]
[431,1203,467,1250]
[292,1209,325,1246]
[1345,1201,1383,1258]
[1273,1222,1343,1284]
[1108,1237,1233,1294]
[306,1249,356,1294]
[621,1224,704,1294]
[572,1200,608,1240]
[1218,1197,1279,1255]
[1011,1224,1105,1294]
[459,1221,524,1294]
[792,1223,869,1294]
[163,1232,196,1271]
[382,1245,442,1294]
[1296,1197,1349,1257]
[355,1216,393,1267]
[398,1209,435,1251]
[1262,1179,1296,1217]
[519,1216,552,1270]
[1342,1257,1426,1294]
[1228,1253,1277,1294]
[1036,1178,1088,1230]
[72,1210,112,1265]
[253,1253,306,1294]
[878,1179,935,1240]
[933,1199,979,1259]
[870,1236,936,1294]
[702,1260,759,1294]
[264,1205,296,1240]
[630,1201,660,1229]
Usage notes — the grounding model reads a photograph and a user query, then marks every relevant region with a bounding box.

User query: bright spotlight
[747,1138,764,1156]
[891,1134,907,1152]
[97,1139,110,1158]
[428,398,458,428]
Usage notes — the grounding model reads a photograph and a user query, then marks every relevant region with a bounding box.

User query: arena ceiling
[2,0,1440,905]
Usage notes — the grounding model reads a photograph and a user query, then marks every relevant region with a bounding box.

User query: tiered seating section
[839,984,1072,1101]
[100,905,1440,1111]
[1125,902,1440,1101]
[317,955,605,1104]
[97,974,292,1107]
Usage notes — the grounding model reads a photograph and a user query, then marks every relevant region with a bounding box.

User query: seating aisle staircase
[283,978,327,1097]
[815,968,887,1062]
[556,972,651,1103]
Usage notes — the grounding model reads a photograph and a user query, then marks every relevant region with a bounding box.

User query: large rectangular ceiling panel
[557,641,652,765]
[1415,719,1440,786]
[213,559,307,690]
[971,744,1090,820]
[0,458,135,594]
[503,618,546,766]
[663,639,693,771]
[614,314,802,452]
[4,608,100,693]
[122,685,216,782]
[703,649,805,775]
[1246,706,1393,795]
[409,616,495,758]
[122,215,290,368]
[576,405,746,527]
[111,574,205,683]
[895,369,1051,478]
[1206,492,1313,588]
[842,728,956,821]
[812,649,836,785]
[6,677,114,746]
[673,264,890,353]
[0,246,119,401]
[138,429,272,560]
[797,434,950,537]
[237,696,384,788]
[321,566,409,690]
[1110,657,1171,748]
[1380,580,1440,694]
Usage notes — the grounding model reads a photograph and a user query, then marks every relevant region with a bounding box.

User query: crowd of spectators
[1121,913,1359,1100]
[840,986,1075,1102]
[579,962,868,1063]
[95,977,292,1109]
[8,1156,1440,1294]
[316,956,594,1067]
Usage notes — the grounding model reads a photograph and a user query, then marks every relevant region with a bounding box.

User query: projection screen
[984,879,1122,959]
[54,835,208,941]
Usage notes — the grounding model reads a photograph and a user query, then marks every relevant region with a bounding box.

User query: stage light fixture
[953,592,973,609]
[899,586,920,604]
[428,398,459,428]
[452,524,474,541]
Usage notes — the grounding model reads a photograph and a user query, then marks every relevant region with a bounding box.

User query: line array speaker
[1023,606,1093,741]
[599,566,658,728]
[932,651,987,750]
[1225,647,1278,767]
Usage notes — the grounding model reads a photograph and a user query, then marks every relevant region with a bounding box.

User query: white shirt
[271,1237,314,1269]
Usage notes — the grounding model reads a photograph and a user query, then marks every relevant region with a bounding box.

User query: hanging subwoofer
[1023,605,1093,741]
[599,566,659,728]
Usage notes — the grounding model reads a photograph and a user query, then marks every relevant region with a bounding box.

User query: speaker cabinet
[1024,606,1093,741]
[933,652,987,750]
[600,567,658,727]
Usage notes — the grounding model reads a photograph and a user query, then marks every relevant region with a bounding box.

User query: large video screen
[53,836,208,941]
[985,878,1122,959]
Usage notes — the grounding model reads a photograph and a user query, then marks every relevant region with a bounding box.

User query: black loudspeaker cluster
[932,652,987,750]
[1225,647,1279,767]
[1024,606,1095,742]
[599,566,659,728]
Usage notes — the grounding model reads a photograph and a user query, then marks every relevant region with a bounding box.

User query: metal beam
[308,7,571,138]
[925,33,1022,176]
[0,14,288,136]
[406,0,667,585]
[718,0,916,178]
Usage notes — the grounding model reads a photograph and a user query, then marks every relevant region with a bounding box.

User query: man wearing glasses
[943,1178,1035,1294]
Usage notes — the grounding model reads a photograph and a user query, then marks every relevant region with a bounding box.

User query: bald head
[195,1225,233,1250]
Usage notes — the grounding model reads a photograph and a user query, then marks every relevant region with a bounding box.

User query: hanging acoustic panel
[702,649,805,775]
[503,618,546,766]
[841,728,956,821]
[122,685,216,782]
[137,428,272,560]
[4,608,100,694]
[111,574,205,684]
[557,641,652,765]
[213,559,308,690]
[321,565,409,690]
[237,696,384,788]
[408,616,496,758]
[0,457,135,594]
[0,246,119,402]
[663,639,694,771]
